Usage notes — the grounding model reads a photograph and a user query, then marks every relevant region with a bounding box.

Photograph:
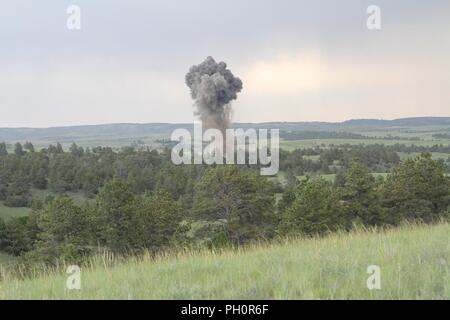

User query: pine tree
[192,165,276,245]
[0,142,8,156]
[340,158,384,226]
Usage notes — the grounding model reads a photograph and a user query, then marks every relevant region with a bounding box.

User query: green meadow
[0,189,91,221]
[1,222,449,299]
[279,138,450,151]
[296,172,389,182]
[0,202,30,221]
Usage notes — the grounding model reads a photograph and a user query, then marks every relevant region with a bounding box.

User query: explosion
[185,56,243,134]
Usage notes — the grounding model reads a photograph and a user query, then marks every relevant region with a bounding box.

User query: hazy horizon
[1,0,450,127]
[1,115,450,130]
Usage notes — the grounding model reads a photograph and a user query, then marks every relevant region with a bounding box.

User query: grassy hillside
[1,223,449,299]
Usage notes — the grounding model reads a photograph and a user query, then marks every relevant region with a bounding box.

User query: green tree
[32,168,48,189]
[4,178,31,207]
[30,197,92,263]
[277,183,297,214]
[94,177,136,252]
[14,143,24,156]
[192,165,276,246]
[280,178,345,236]
[56,142,64,154]
[24,142,35,153]
[0,182,7,201]
[133,191,186,251]
[340,159,384,226]
[0,216,32,255]
[0,217,6,250]
[0,142,7,156]
[381,153,450,224]
[69,142,84,158]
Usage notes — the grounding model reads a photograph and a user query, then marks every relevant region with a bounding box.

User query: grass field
[296,172,389,183]
[280,138,450,151]
[30,189,92,206]
[0,222,449,299]
[0,201,31,220]
[397,152,450,161]
[0,190,93,221]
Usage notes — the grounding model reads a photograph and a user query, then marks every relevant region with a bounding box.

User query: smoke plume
[185,56,243,133]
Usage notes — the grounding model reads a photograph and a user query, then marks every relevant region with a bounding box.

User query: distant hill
[1,117,449,149]
[340,117,450,129]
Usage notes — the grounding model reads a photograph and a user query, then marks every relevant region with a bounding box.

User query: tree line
[0,144,449,268]
[1,141,449,212]
[280,131,421,141]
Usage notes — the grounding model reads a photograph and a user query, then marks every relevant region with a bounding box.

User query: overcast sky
[1,0,449,127]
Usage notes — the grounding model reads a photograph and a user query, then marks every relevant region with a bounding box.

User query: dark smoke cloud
[185,56,243,133]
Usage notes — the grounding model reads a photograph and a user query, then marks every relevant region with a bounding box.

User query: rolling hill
[1,222,449,299]
[1,117,449,150]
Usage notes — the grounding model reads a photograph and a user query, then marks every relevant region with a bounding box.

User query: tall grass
[0,222,449,299]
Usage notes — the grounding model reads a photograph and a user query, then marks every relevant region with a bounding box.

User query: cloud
[0,59,192,127]
[233,49,450,122]
[240,50,437,96]
[1,0,450,126]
